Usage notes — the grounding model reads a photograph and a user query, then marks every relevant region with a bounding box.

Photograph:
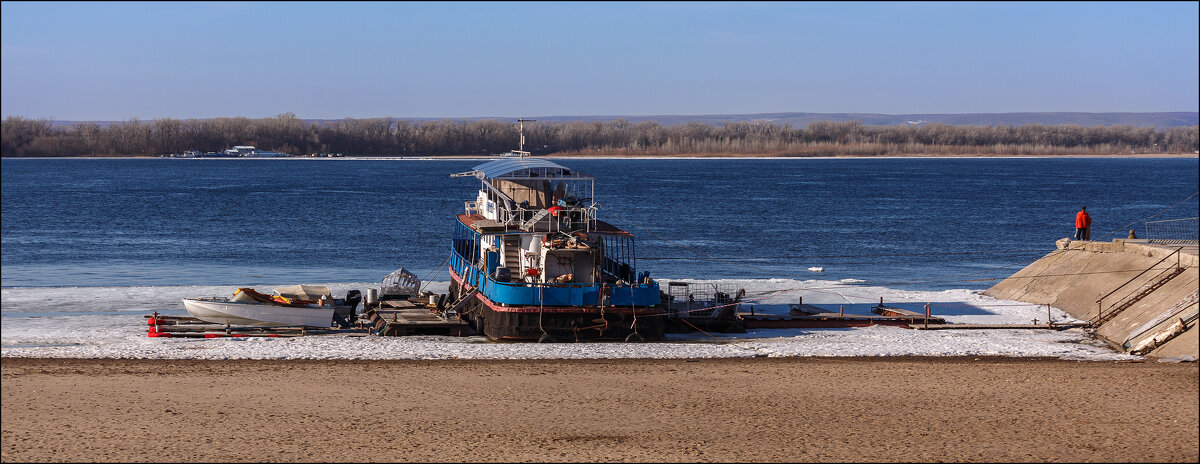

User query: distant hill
[46,111,1199,128]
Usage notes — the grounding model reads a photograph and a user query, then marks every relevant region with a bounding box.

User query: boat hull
[449,268,665,341]
[182,298,335,327]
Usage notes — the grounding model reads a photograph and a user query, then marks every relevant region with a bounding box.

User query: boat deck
[458,213,633,236]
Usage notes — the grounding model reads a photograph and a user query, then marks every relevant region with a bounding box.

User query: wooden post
[839,305,844,316]
[924,303,930,329]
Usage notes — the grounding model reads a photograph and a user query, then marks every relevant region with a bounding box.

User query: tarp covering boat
[273,284,332,302]
[380,268,420,300]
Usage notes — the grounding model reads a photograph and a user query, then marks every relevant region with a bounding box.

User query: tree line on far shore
[2,113,1197,157]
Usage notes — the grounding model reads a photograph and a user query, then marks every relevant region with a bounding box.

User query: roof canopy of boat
[452,158,593,181]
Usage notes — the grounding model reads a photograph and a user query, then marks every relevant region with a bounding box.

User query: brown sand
[2,357,1196,463]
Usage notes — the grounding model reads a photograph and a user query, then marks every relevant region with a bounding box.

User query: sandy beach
[2,356,1196,462]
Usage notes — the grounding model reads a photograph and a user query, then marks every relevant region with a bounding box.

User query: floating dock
[363,299,470,336]
[737,302,947,329]
[910,322,1089,330]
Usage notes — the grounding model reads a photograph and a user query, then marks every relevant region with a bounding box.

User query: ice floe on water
[1,278,1136,361]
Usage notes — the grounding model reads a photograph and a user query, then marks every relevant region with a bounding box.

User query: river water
[1,156,1195,358]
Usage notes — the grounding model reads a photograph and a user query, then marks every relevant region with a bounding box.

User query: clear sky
[1,1,1197,120]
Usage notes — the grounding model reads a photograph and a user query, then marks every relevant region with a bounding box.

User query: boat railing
[491,204,598,232]
[452,254,657,307]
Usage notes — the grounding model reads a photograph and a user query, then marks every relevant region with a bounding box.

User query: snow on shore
[1,278,1135,361]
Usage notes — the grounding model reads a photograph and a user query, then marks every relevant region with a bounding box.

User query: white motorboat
[182,298,335,327]
[182,285,357,327]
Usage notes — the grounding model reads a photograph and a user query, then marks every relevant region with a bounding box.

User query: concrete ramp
[984,239,1198,358]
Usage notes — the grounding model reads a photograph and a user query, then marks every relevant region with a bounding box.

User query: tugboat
[446,158,665,342]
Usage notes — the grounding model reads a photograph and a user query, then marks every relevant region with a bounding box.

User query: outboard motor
[344,290,362,324]
[345,290,362,311]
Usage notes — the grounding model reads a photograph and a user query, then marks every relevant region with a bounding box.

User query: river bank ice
[1,278,1134,361]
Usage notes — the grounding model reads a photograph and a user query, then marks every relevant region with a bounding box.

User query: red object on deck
[547,206,563,216]
[147,331,171,338]
[147,318,164,325]
[204,333,224,338]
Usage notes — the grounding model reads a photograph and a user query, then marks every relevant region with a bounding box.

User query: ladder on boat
[502,235,522,278]
[521,208,550,230]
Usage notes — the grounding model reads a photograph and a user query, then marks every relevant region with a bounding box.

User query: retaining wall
[983,240,1198,358]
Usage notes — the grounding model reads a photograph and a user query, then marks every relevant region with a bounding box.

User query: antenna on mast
[517,118,535,153]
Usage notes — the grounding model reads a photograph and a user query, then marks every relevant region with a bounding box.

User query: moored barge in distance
[447,158,665,342]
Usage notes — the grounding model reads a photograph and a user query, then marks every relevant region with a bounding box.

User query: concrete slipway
[984,239,1198,358]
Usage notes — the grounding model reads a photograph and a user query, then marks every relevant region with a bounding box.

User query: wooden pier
[738,302,947,329]
[740,312,935,329]
[910,322,1090,330]
[737,301,1091,331]
[363,299,470,336]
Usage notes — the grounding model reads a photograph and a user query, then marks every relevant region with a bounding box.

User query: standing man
[1075,206,1092,241]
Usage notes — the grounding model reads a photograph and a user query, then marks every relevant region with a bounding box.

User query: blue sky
[1,1,1197,120]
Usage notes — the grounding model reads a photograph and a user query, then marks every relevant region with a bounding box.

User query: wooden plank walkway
[745,303,948,329]
[788,303,830,315]
[910,322,1090,330]
[740,312,932,329]
[365,300,469,336]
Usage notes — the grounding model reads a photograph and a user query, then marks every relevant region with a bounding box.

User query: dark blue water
[3,157,1197,290]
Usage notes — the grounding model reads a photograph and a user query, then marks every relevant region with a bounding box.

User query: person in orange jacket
[1075,206,1092,240]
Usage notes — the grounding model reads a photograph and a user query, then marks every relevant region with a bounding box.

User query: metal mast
[517,118,535,153]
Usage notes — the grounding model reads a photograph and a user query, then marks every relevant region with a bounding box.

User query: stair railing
[1092,247,1183,326]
